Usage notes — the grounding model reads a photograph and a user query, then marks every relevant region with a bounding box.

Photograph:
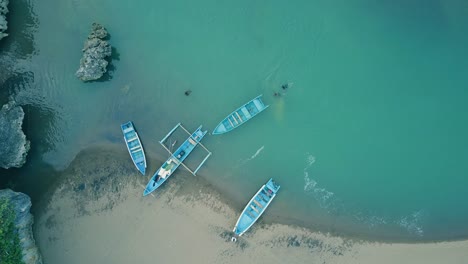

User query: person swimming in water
[281,83,288,90]
[184,90,192,96]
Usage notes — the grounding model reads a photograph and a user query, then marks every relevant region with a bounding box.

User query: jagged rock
[75,23,112,82]
[0,0,9,41]
[88,23,108,39]
[0,189,43,264]
[0,100,30,169]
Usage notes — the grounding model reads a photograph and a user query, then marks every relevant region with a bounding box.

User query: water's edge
[30,143,468,244]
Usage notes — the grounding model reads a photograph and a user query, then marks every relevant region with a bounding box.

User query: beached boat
[212,95,269,135]
[232,178,280,238]
[143,124,209,196]
[121,121,147,175]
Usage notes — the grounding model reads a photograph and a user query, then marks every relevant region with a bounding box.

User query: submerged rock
[0,0,8,41]
[0,189,43,264]
[75,23,112,81]
[0,100,30,169]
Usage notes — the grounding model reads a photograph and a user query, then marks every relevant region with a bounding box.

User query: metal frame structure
[159,123,212,176]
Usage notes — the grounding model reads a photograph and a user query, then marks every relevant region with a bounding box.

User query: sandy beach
[34,146,468,264]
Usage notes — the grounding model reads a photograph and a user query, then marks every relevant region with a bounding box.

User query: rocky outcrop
[0,189,43,264]
[0,100,30,169]
[0,0,8,41]
[75,23,112,81]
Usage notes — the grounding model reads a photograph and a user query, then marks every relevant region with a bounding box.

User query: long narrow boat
[121,121,146,175]
[232,178,280,238]
[143,125,207,196]
[212,95,269,135]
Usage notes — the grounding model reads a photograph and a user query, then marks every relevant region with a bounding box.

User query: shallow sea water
[2,0,468,240]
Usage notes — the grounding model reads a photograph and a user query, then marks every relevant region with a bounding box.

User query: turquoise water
[3,0,468,240]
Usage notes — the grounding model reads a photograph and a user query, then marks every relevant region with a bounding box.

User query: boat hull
[121,121,147,175]
[233,178,280,236]
[143,126,207,196]
[212,94,269,135]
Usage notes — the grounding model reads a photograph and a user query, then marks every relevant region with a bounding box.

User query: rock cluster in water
[75,23,112,81]
[0,0,8,41]
[0,189,43,264]
[0,100,30,169]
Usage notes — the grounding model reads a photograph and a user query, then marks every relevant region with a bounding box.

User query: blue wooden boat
[121,121,146,175]
[143,125,208,196]
[212,95,269,135]
[233,178,280,237]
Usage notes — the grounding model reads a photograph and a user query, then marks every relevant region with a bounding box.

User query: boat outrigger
[143,123,212,196]
[232,178,280,240]
[212,94,269,135]
[121,121,147,175]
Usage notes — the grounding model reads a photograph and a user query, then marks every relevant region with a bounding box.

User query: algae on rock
[0,100,30,169]
[0,0,9,41]
[0,189,43,264]
[75,23,112,82]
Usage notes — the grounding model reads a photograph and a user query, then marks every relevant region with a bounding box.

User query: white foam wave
[302,151,425,236]
[306,154,316,166]
[303,171,317,192]
[303,172,334,208]
[302,153,335,208]
[233,145,265,168]
[368,215,388,227]
[353,212,388,228]
[250,145,265,160]
[397,210,425,236]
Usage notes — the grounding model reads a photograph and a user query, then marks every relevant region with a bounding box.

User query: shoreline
[32,144,468,263]
[3,1,468,256]
[32,144,468,245]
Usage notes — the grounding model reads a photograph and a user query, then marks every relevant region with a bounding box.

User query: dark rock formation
[0,100,30,169]
[0,189,43,264]
[75,23,112,81]
[0,0,8,41]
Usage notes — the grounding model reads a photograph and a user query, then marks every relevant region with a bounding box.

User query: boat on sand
[232,178,280,239]
[121,121,146,175]
[143,124,210,196]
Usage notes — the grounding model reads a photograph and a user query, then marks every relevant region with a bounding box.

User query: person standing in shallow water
[274,83,289,97]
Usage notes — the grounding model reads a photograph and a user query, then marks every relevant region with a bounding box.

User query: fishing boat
[212,95,269,135]
[232,178,280,239]
[121,121,146,175]
[143,124,211,196]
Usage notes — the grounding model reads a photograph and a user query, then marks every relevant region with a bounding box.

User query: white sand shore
[35,147,468,264]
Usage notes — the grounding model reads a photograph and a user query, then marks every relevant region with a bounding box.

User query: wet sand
[34,145,468,264]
